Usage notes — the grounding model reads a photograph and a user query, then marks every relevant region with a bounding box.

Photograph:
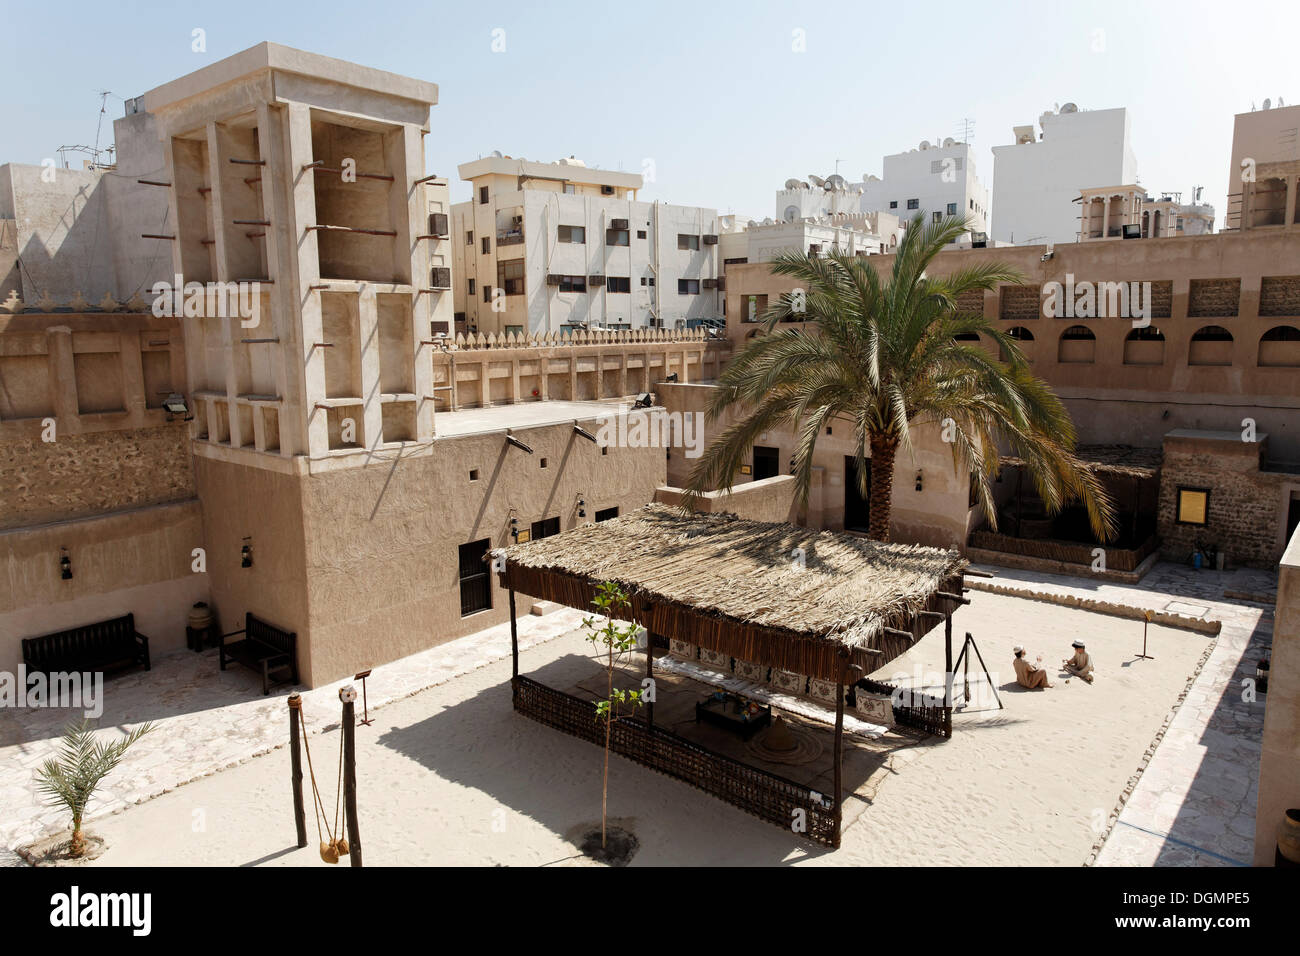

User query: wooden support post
[645,632,655,727]
[945,614,954,708]
[833,675,845,849]
[509,588,519,679]
[287,694,307,848]
[340,687,362,867]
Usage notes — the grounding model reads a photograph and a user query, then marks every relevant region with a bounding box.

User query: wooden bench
[220,612,299,695]
[22,613,150,677]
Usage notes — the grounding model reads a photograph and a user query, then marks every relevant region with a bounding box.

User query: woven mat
[654,656,888,741]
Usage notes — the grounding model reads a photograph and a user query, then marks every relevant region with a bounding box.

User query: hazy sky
[2,0,1296,227]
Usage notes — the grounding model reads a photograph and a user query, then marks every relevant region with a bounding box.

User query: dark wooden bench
[220,612,299,695]
[22,613,150,677]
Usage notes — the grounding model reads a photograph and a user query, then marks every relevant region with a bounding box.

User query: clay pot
[187,602,213,630]
[1278,809,1300,865]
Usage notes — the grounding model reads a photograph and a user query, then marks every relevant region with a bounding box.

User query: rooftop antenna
[958,117,975,144]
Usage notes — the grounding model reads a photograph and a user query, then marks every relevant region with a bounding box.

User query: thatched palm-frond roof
[1001,444,1161,479]
[496,504,966,681]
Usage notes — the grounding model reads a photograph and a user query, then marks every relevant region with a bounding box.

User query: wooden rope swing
[288,688,363,866]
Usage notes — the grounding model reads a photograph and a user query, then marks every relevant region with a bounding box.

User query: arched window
[1058,325,1095,364]
[1000,326,1034,362]
[1124,325,1164,365]
[954,332,981,342]
[783,206,800,222]
[1259,325,1300,367]
[1188,325,1232,366]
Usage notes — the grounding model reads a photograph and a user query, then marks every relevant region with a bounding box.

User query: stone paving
[0,605,585,854]
[0,560,1274,866]
[967,561,1274,867]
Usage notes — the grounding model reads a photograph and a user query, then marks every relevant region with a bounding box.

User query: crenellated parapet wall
[429,329,730,411]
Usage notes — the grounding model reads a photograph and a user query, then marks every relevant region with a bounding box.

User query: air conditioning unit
[702,278,718,290]
[428,212,449,237]
[702,234,719,245]
[610,218,629,230]
[601,185,615,195]
[430,267,451,289]
[589,274,606,287]
[715,277,726,291]
[546,274,563,286]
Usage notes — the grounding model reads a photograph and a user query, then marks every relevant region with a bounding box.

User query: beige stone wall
[1,425,194,531]
[0,500,207,671]
[1256,526,1300,864]
[429,332,729,411]
[1157,434,1300,568]
[296,416,666,685]
[724,230,1300,461]
[657,382,973,550]
[655,475,799,524]
[192,455,310,670]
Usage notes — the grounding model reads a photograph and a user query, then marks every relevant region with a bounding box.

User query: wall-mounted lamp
[915,470,923,493]
[162,392,194,422]
[60,547,72,580]
[509,514,520,542]
[633,392,654,409]
[577,496,587,519]
[663,372,679,383]
[241,537,253,568]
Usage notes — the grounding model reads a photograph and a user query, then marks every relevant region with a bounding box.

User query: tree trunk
[602,640,612,849]
[867,436,898,541]
[70,815,85,857]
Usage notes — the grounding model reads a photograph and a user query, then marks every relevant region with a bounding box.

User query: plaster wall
[1256,523,1300,864]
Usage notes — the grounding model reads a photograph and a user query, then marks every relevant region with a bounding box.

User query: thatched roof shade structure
[999,444,1161,479]
[496,504,967,682]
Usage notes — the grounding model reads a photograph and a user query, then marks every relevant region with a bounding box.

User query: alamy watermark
[1042,274,1152,327]
[151,275,261,328]
[1,666,103,718]
[591,405,705,458]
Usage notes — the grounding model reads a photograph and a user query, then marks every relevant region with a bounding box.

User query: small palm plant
[35,718,154,857]
[583,581,644,850]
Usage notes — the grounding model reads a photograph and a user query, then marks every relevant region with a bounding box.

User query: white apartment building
[775,175,865,221]
[775,143,988,244]
[991,105,1138,246]
[719,212,896,264]
[857,141,989,241]
[451,154,721,334]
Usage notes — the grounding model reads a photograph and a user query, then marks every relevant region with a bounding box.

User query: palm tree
[35,718,154,857]
[685,212,1115,543]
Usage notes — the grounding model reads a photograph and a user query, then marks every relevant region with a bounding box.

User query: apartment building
[775,143,989,243]
[858,141,989,241]
[451,155,722,335]
[1226,101,1300,231]
[992,105,1138,246]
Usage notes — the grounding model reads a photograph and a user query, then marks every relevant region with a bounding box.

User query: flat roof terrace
[434,400,644,439]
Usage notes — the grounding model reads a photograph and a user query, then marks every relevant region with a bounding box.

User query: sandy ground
[76,592,1211,866]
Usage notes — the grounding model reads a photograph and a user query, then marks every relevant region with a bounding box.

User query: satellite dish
[491,150,503,158]
[826,174,846,189]
[808,174,826,187]
[942,137,955,147]
[1263,98,1272,110]
[785,178,803,190]
[919,140,931,150]
[1060,102,1078,113]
